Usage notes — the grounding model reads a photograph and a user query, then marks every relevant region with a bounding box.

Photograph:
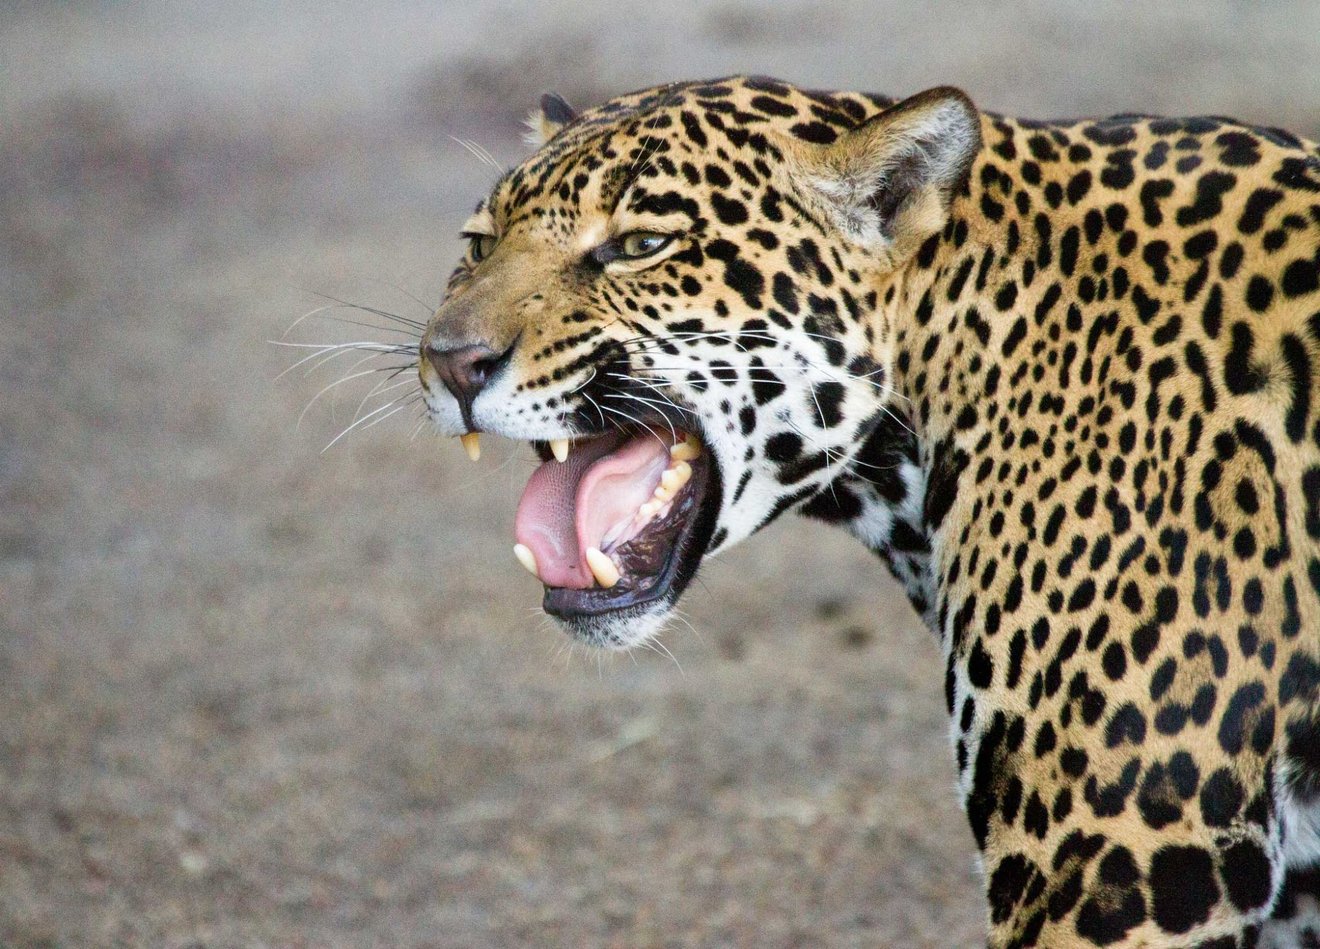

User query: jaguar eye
[465,233,498,262]
[618,231,673,258]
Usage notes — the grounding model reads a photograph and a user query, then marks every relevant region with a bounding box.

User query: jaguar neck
[798,410,938,631]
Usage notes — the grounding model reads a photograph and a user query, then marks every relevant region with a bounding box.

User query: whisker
[602,388,692,421]
[321,398,402,452]
[602,384,689,429]
[352,372,419,422]
[272,338,416,367]
[631,360,911,423]
[450,135,504,174]
[630,369,907,477]
[297,361,413,427]
[579,391,609,429]
[273,341,353,380]
[626,82,683,183]
[470,139,502,170]
[598,403,666,446]
[286,345,414,385]
[569,368,598,393]
[357,276,437,316]
[299,313,423,340]
[606,373,698,419]
[614,329,913,404]
[602,392,679,440]
[295,289,429,332]
[302,347,405,379]
[358,394,420,433]
[271,341,408,372]
[354,401,409,434]
[270,340,417,351]
[667,607,704,644]
[641,637,685,676]
[282,302,357,338]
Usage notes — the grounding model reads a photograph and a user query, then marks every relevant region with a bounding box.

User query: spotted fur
[419,77,1320,946]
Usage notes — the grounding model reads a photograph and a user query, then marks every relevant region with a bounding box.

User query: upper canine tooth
[459,432,481,461]
[549,438,570,462]
[670,433,702,462]
[585,547,621,588]
[513,543,540,580]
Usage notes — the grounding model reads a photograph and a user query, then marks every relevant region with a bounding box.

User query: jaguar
[414,76,1320,946]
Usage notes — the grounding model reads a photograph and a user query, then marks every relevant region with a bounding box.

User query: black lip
[541,448,721,620]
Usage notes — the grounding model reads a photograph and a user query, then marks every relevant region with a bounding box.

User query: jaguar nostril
[469,356,500,386]
[422,339,516,429]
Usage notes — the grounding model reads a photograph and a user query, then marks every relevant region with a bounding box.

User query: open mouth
[512,428,716,619]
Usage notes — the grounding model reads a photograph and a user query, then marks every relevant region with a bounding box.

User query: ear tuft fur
[803,86,981,257]
[523,92,579,147]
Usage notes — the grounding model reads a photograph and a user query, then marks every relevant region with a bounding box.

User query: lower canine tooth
[513,543,540,580]
[459,432,481,461]
[549,438,569,462]
[585,547,621,588]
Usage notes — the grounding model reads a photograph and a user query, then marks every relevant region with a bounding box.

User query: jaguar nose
[423,341,510,428]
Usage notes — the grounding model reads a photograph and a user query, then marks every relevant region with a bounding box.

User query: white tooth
[660,463,691,494]
[459,432,481,461]
[636,500,661,520]
[670,433,702,462]
[550,438,569,462]
[585,547,621,588]
[513,543,540,579]
[653,484,672,502]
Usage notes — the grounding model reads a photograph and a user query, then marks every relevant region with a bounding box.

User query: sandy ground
[3,3,1319,946]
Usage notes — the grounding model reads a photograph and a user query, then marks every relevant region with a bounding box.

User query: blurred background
[3,2,1319,946]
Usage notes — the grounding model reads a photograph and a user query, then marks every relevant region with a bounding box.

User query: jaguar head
[419,77,980,648]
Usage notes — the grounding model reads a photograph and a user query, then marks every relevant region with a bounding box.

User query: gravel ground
[3,3,1318,946]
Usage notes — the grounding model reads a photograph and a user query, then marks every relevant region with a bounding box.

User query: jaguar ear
[524,92,579,147]
[805,86,981,258]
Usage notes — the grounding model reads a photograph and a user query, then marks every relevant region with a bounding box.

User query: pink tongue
[515,434,671,588]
